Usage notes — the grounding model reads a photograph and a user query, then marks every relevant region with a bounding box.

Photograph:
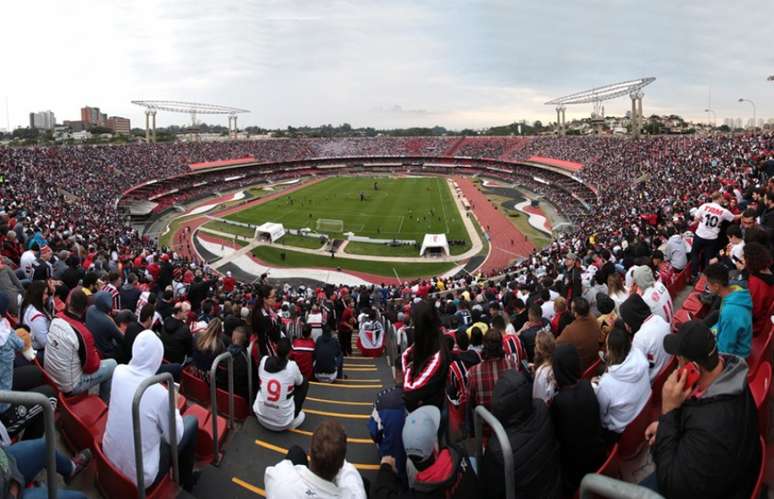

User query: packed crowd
[0,133,772,497]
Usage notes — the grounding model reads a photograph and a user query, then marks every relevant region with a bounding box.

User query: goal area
[316,218,344,233]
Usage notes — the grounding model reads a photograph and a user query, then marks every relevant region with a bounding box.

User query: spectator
[265,420,366,498]
[218,326,255,400]
[290,324,315,380]
[481,370,562,499]
[663,230,688,273]
[595,326,651,442]
[550,344,607,496]
[306,304,324,342]
[161,301,193,363]
[642,320,760,498]
[358,308,385,357]
[704,263,753,358]
[401,301,449,412]
[372,405,478,499]
[467,328,518,419]
[532,329,557,402]
[20,280,53,350]
[562,252,582,301]
[606,272,628,312]
[515,304,550,362]
[191,318,225,374]
[742,242,774,337]
[0,258,23,317]
[60,256,83,292]
[44,289,116,400]
[103,330,199,492]
[120,305,154,364]
[556,297,601,371]
[314,326,343,382]
[368,369,407,487]
[251,284,282,359]
[85,291,124,360]
[100,271,122,313]
[119,273,142,314]
[690,192,739,280]
[595,293,617,346]
[620,293,671,380]
[550,296,572,337]
[631,265,673,324]
[254,337,308,431]
[337,297,355,357]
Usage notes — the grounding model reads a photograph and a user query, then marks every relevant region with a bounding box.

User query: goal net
[316,218,345,233]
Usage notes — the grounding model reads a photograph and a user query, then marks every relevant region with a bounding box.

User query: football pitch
[224,176,470,253]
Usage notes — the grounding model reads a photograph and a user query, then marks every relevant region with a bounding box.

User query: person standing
[690,192,739,280]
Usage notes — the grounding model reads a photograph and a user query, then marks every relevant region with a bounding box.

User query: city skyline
[1,0,773,131]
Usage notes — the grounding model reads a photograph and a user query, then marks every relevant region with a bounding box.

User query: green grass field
[224,177,470,252]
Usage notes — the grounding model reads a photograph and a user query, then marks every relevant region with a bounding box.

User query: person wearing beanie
[595,293,617,345]
[620,294,671,380]
[631,265,673,324]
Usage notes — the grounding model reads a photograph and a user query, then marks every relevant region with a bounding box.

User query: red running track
[454,176,534,273]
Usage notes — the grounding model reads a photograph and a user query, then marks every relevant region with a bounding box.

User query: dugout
[254,222,286,242]
[419,233,450,257]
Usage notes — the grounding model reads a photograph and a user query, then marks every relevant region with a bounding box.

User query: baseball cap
[402,405,441,462]
[115,310,136,325]
[664,320,717,362]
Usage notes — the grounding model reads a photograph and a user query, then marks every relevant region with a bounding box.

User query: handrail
[247,340,255,408]
[132,372,179,498]
[0,391,56,498]
[209,351,235,466]
[473,405,514,499]
[579,474,665,499]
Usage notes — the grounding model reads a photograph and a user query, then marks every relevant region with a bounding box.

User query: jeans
[71,358,117,401]
[154,415,198,491]
[6,438,87,499]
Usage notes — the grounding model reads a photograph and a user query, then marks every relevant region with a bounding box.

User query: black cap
[664,320,717,362]
[619,294,651,333]
[115,310,136,325]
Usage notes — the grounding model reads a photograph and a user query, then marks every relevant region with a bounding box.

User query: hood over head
[491,370,533,426]
[129,330,164,376]
[619,293,651,333]
[94,291,113,313]
[552,343,581,388]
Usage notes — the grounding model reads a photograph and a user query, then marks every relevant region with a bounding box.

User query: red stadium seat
[215,388,249,422]
[58,393,107,452]
[672,308,693,332]
[749,361,770,436]
[681,292,705,316]
[183,403,228,463]
[32,358,60,394]
[693,275,708,293]
[582,356,603,380]
[94,440,177,499]
[748,330,774,380]
[572,444,620,499]
[651,356,677,409]
[617,394,656,462]
[750,435,766,499]
[180,367,210,407]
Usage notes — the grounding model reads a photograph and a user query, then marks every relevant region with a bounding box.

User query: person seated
[372,405,478,499]
[466,329,518,419]
[595,325,652,443]
[191,318,225,375]
[595,293,617,346]
[265,420,366,498]
[44,289,117,401]
[103,330,199,492]
[641,320,760,498]
[480,370,562,499]
[161,301,193,364]
[368,368,407,487]
[531,329,557,403]
[556,297,602,371]
[357,308,385,357]
[85,291,124,360]
[254,338,308,431]
[313,326,343,383]
[20,280,53,351]
[550,344,608,497]
[741,242,774,337]
[550,296,572,337]
[704,263,753,357]
[217,326,256,400]
[630,265,673,324]
[0,438,92,499]
[620,294,671,380]
[290,324,315,380]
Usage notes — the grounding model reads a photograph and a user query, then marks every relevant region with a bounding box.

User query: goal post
[316,218,344,233]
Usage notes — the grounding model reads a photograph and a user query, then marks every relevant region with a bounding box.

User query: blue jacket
[86,291,123,359]
[713,286,753,358]
[368,384,407,486]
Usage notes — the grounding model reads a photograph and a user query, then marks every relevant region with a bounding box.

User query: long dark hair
[410,300,443,374]
[22,280,51,320]
[255,284,274,311]
[606,324,631,366]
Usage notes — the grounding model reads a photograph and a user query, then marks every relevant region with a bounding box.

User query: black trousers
[0,366,57,440]
[338,329,353,356]
[294,379,309,417]
[690,235,718,277]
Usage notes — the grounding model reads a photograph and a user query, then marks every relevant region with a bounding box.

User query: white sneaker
[290,410,306,429]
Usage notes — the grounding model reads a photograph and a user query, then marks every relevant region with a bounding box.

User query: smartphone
[679,362,701,388]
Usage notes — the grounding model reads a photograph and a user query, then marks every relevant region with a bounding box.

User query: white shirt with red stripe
[253,357,303,431]
[640,281,673,324]
[632,314,671,380]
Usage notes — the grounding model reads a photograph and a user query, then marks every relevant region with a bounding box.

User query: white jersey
[632,314,671,381]
[20,250,36,280]
[694,202,735,240]
[640,282,673,324]
[254,357,303,431]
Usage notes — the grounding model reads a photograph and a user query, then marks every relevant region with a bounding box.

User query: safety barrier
[133,372,179,498]
[0,391,57,498]
[210,351,236,465]
[473,405,514,499]
[247,341,255,408]
[579,474,664,499]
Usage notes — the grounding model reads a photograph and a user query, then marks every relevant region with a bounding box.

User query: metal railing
[0,391,56,498]
[579,474,664,499]
[209,351,236,465]
[247,340,255,408]
[133,372,179,498]
[473,405,514,499]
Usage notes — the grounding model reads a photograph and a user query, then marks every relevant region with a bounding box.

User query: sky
[1,0,773,131]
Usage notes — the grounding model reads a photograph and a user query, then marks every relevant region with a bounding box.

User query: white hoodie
[595,347,652,433]
[103,331,183,487]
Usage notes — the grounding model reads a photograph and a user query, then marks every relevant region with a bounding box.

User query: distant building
[28,110,56,129]
[106,116,131,134]
[63,120,85,132]
[81,106,103,126]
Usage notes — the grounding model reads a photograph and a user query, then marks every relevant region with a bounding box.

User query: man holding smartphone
[640,321,759,499]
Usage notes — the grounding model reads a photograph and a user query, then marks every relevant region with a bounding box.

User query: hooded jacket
[162,315,192,363]
[481,370,562,499]
[103,331,184,487]
[713,286,753,358]
[0,318,23,413]
[653,355,760,499]
[595,347,652,432]
[86,291,123,359]
[747,272,774,337]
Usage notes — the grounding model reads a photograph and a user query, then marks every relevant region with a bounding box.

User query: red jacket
[290,337,315,380]
[748,273,774,337]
